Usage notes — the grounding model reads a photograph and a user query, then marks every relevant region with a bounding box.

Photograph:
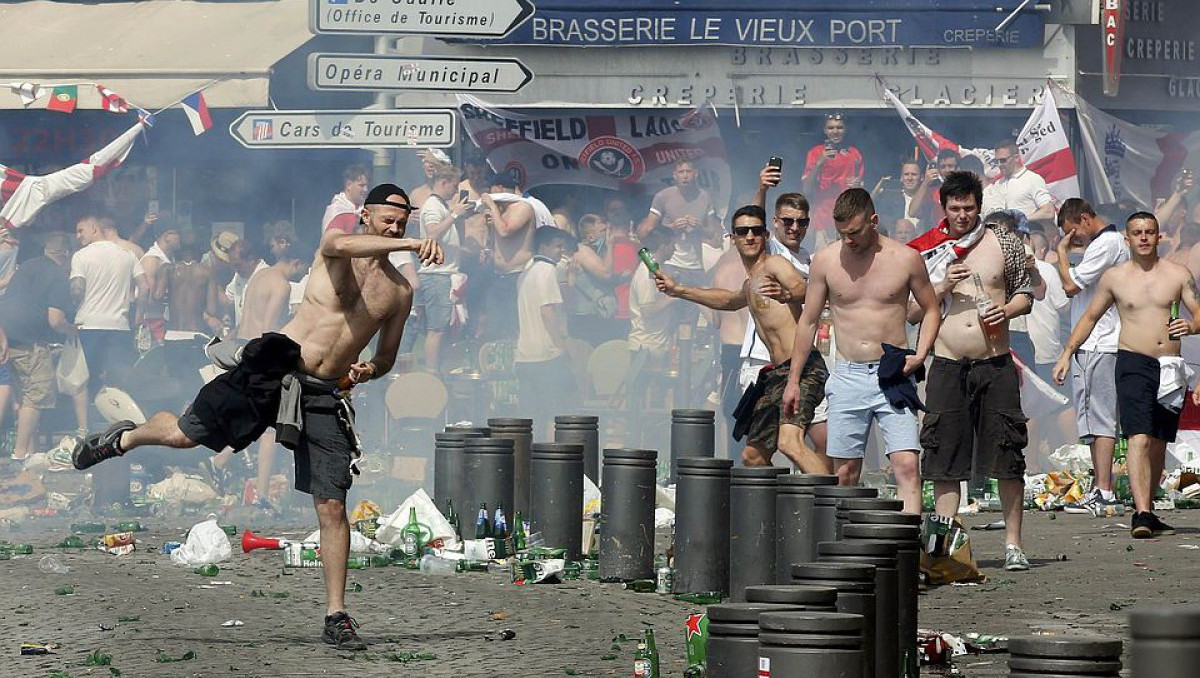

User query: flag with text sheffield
[457,95,730,211]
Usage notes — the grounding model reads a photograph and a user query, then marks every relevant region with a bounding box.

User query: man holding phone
[415,165,471,373]
[803,113,865,239]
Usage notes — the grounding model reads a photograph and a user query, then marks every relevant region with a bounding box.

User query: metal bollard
[820,540,901,678]
[791,562,877,678]
[835,497,904,539]
[744,584,838,610]
[1008,636,1122,677]
[843,519,923,677]
[812,486,877,553]
[1130,605,1200,678]
[675,457,733,594]
[528,443,584,559]
[730,467,789,601]
[599,448,657,581]
[708,602,804,678]
[554,415,600,484]
[671,409,715,482]
[488,418,533,516]
[438,427,486,518]
[758,611,864,678]
[461,437,514,525]
[775,474,839,583]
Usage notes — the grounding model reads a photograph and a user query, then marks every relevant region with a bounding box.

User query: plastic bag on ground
[375,488,455,550]
[655,485,675,512]
[148,472,218,505]
[1047,444,1093,474]
[171,518,231,566]
[303,528,379,554]
[654,507,675,529]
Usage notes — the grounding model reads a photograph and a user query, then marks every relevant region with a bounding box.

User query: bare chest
[827,256,909,306]
[1116,271,1177,312]
[959,235,1006,294]
[324,261,406,322]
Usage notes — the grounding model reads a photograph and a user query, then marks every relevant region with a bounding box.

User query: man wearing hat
[72,183,442,651]
[408,149,451,216]
[135,217,181,344]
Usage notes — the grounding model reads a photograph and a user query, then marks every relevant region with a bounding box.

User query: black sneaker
[323,611,367,650]
[1131,511,1176,539]
[72,420,136,470]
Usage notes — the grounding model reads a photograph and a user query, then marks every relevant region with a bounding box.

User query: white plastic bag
[55,338,89,395]
[170,518,232,566]
[375,488,455,549]
[583,474,601,517]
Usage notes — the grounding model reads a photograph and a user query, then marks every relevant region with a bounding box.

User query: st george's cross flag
[96,85,128,113]
[180,92,213,135]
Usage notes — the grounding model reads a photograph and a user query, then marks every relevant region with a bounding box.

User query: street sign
[228,109,456,150]
[310,0,534,37]
[308,54,533,94]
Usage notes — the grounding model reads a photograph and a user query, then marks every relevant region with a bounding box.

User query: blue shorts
[825,360,921,459]
[415,273,454,332]
[0,361,12,387]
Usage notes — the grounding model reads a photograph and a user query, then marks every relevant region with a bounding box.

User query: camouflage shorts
[745,351,828,451]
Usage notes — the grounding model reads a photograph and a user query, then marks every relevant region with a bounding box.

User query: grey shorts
[1070,350,1119,441]
[291,389,355,502]
[415,273,454,332]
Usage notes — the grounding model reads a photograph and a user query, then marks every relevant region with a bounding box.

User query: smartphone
[147,199,159,214]
[767,156,783,186]
[458,189,470,202]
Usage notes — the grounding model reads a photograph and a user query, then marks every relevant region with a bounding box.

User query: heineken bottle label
[758,656,770,677]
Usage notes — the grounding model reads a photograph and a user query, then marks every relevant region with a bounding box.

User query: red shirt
[611,238,639,319]
[324,213,358,235]
[804,144,864,231]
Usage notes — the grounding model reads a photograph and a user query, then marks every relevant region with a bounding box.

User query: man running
[656,205,828,471]
[783,188,941,513]
[72,183,442,650]
[1053,212,1200,539]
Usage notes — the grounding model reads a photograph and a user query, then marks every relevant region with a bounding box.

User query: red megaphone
[242,530,285,553]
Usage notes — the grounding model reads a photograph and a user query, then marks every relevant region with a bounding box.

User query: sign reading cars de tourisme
[229,110,456,150]
[310,0,535,37]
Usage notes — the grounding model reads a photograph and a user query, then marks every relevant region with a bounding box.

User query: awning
[0,0,313,110]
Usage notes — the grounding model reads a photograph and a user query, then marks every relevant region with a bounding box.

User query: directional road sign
[229,109,456,150]
[310,0,534,37]
[308,54,533,94]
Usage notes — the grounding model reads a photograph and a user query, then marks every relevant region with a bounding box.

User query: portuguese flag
[47,86,77,113]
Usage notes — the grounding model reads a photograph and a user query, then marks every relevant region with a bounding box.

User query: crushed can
[97,532,135,556]
[283,542,322,568]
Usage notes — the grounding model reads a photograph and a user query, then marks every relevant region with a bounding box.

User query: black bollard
[744,584,838,610]
[671,409,715,482]
[758,611,865,678]
[835,497,904,538]
[730,467,789,601]
[843,520,922,677]
[554,415,600,484]
[528,443,584,559]
[1008,636,1122,678]
[433,432,467,511]
[1130,605,1200,678]
[675,457,733,594]
[812,486,877,553]
[707,602,804,678]
[599,448,657,581]
[820,540,901,678]
[488,418,533,516]
[461,437,514,527]
[775,474,839,583]
[791,562,877,678]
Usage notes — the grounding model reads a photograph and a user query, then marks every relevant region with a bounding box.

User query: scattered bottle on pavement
[58,536,85,549]
[654,555,674,595]
[70,523,106,534]
[624,579,656,593]
[446,499,461,541]
[400,506,423,567]
[194,564,220,576]
[645,628,660,677]
[674,591,723,605]
[634,640,650,677]
[475,503,491,539]
[512,511,527,551]
[38,555,70,574]
[493,503,508,538]
[418,554,458,576]
[346,556,371,570]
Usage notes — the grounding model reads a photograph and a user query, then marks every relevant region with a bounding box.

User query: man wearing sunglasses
[655,205,829,472]
[783,189,942,514]
[72,183,443,651]
[981,139,1055,222]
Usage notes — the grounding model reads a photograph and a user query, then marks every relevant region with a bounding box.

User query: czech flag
[180,92,213,136]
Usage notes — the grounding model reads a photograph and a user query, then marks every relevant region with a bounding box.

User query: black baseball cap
[363,183,413,209]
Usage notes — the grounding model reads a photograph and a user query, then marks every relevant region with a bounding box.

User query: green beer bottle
[645,628,660,678]
[512,511,527,552]
[446,499,461,541]
[194,564,219,576]
[637,247,660,275]
[400,507,423,566]
[633,641,649,677]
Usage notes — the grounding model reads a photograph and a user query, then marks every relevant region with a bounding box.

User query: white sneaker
[1004,545,1030,571]
[1063,488,1101,514]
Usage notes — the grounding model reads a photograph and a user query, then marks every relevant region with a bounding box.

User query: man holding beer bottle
[1053,212,1200,539]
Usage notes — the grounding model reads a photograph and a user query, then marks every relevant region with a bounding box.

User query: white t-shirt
[516,258,563,364]
[1069,227,1129,353]
[138,243,173,321]
[981,167,1054,217]
[741,240,810,361]
[1029,259,1069,364]
[628,261,671,355]
[418,194,460,275]
[70,240,138,330]
[225,260,270,328]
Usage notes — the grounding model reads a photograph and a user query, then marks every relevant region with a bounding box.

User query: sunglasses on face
[991,156,1013,166]
[732,226,769,237]
[776,217,810,229]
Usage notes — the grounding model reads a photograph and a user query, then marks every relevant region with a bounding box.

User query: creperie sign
[1102,0,1124,96]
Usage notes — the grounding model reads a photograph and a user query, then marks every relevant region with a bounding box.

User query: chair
[584,339,630,405]
[384,372,450,484]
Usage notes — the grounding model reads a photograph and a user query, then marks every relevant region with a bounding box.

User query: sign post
[228,109,456,150]
[310,0,534,37]
[308,54,533,93]
[1101,0,1125,97]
